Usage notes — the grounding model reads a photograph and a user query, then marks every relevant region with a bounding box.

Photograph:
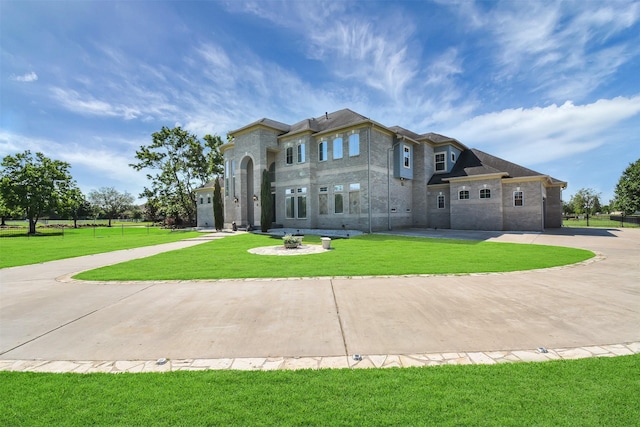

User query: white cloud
[0,131,147,197]
[442,95,640,165]
[10,71,38,82]
[446,0,640,101]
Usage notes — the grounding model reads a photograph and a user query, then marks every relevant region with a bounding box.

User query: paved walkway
[1,228,639,373]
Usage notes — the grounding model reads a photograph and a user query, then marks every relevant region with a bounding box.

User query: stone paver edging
[2,342,638,374]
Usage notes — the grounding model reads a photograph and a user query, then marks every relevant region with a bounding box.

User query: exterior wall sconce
[253,194,258,202]
[233,196,239,203]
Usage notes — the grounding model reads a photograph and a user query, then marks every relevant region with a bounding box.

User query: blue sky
[2,0,639,204]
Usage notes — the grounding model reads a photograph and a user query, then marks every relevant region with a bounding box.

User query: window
[437,194,445,209]
[334,185,344,214]
[333,138,343,159]
[514,191,524,207]
[459,190,469,200]
[319,141,327,161]
[297,143,305,163]
[224,160,230,196]
[349,134,359,156]
[286,147,293,165]
[297,188,307,219]
[285,188,295,218]
[319,186,328,215]
[207,196,211,204]
[200,197,204,205]
[451,152,456,163]
[435,153,446,171]
[349,183,360,214]
[480,188,491,199]
[403,145,411,168]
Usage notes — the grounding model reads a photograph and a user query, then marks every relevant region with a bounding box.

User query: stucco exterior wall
[195,188,214,228]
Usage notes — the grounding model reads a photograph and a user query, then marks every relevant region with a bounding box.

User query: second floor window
[333,138,343,159]
[459,190,469,200]
[286,147,293,165]
[480,188,491,199]
[435,153,446,171]
[349,134,360,156]
[297,143,306,163]
[319,141,327,161]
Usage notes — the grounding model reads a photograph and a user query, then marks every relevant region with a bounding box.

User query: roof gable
[428,148,564,185]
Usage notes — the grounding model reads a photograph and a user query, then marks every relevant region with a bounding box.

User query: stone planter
[284,242,300,249]
[321,237,331,250]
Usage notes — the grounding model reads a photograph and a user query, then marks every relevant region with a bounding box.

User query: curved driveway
[1,228,638,368]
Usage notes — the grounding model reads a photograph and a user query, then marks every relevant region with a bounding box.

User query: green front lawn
[2,354,638,426]
[75,233,594,281]
[0,227,200,269]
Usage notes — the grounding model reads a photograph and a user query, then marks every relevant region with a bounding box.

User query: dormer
[433,145,462,174]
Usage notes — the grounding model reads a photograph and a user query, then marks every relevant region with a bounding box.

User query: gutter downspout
[367,125,372,234]
[387,139,401,231]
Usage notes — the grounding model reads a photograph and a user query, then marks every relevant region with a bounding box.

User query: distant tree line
[1,126,225,233]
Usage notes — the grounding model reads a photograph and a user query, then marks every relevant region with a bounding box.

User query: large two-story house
[196,109,566,232]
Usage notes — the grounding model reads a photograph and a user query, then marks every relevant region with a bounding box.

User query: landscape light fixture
[233,196,239,203]
[253,194,258,201]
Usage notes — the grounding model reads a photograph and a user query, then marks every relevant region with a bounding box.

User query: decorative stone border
[248,245,330,256]
[2,342,637,374]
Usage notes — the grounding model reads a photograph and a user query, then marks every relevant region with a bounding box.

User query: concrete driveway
[1,228,638,371]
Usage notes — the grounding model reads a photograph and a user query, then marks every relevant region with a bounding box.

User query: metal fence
[0,223,159,238]
[609,215,640,226]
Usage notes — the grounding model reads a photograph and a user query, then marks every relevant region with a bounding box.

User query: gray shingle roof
[229,117,291,135]
[428,149,565,186]
[281,109,370,137]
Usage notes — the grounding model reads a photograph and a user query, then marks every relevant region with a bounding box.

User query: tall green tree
[130,127,224,225]
[260,169,273,232]
[570,188,601,226]
[0,193,19,226]
[88,187,134,227]
[59,186,91,228]
[0,151,74,234]
[213,178,224,231]
[613,158,640,215]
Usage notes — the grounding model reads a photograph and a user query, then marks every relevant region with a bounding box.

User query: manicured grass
[0,227,200,269]
[75,233,594,281]
[1,355,638,426]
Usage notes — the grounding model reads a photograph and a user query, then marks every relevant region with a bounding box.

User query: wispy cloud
[10,71,38,82]
[226,1,420,102]
[474,1,640,101]
[0,130,147,196]
[442,95,640,165]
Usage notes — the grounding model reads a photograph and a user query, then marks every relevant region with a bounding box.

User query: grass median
[74,233,594,281]
[2,354,638,426]
[0,227,200,269]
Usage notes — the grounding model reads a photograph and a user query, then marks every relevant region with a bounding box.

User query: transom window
[480,188,491,199]
[459,190,469,200]
[435,153,446,172]
[319,141,327,162]
[514,191,524,206]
